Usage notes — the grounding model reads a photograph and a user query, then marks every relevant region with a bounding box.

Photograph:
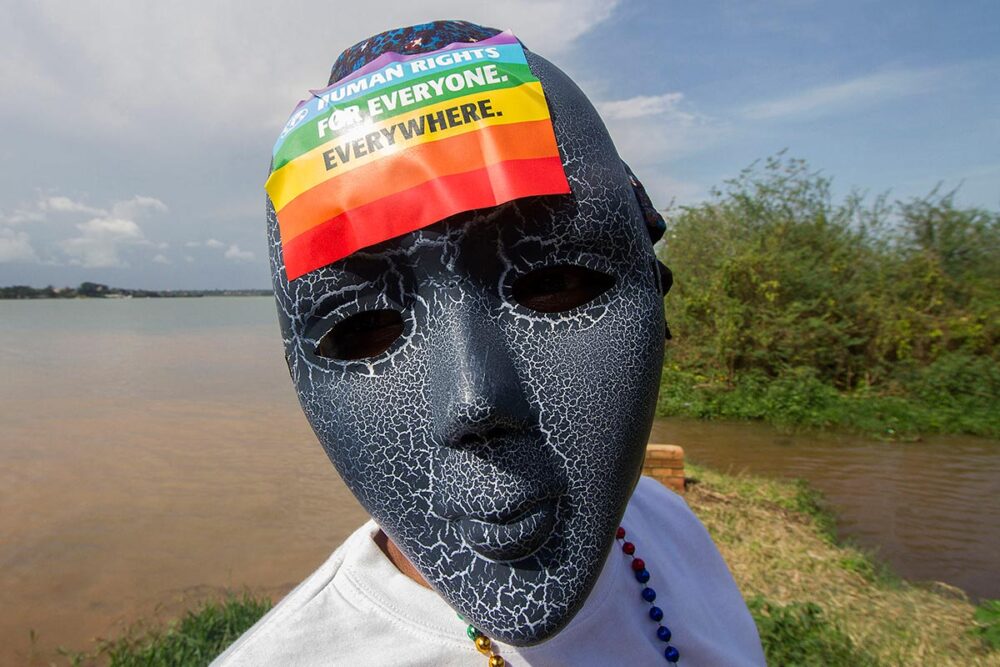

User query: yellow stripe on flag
[266,82,551,212]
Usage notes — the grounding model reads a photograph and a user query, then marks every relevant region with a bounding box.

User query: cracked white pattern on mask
[266,52,665,646]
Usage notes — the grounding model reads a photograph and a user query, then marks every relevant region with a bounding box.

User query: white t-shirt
[214,477,765,666]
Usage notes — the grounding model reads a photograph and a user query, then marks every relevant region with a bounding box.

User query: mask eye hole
[315,309,404,360]
[511,265,615,313]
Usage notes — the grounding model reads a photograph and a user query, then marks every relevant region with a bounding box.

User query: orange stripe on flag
[282,156,570,280]
[275,119,561,244]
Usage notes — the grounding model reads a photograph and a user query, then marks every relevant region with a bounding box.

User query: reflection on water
[0,298,369,666]
[1,298,998,664]
[650,419,1000,602]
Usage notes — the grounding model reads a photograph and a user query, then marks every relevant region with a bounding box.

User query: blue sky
[0,0,996,289]
[579,0,1000,206]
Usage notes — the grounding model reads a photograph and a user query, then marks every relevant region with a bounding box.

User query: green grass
[62,594,271,667]
[656,363,1000,439]
[685,462,996,665]
[747,596,879,666]
[973,599,1000,651]
[62,467,998,665]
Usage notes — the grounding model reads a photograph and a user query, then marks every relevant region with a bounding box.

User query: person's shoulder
[629,474,728,550]
[626,475,736,594]
[630,475,700,528]
[633,473,684,501]
[210,520,376,666]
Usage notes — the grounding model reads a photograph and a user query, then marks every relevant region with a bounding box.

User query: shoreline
[55,466,998,666]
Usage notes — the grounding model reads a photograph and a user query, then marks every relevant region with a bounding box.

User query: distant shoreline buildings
[0,282,272,299]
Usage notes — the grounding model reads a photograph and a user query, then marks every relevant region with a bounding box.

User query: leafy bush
[658,155,1000,436]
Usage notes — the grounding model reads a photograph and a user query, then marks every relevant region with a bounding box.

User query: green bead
[456,613,464,621]
[466,625,480,640]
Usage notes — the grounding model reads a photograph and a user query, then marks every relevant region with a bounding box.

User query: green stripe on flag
[273,62,537,170]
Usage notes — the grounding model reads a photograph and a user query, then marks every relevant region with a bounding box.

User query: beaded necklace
[459,525,681,665]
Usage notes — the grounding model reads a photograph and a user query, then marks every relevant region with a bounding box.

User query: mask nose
[429,297,534,449]
[426,288,565,527]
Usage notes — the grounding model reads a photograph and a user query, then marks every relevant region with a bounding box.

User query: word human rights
[315,46,503,111]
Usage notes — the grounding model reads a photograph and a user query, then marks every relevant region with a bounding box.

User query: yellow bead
[488,655,505,667]
[475,635,492,654]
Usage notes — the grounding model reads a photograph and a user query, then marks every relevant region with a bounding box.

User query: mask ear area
[622,159,673,298]
[658,262,674,340]
[623,160,674,339]
[658,262,673,296]
[621,159,665,244]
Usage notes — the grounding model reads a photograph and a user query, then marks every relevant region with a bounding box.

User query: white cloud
[596,90,725,180]
[0,192,173,269]
[597,93,688,121]
[597,92,723,164]
[0,4,621,287]
[184,241,202,248]
[742,68,944,120]
[40,196,104,216]
[482,0,620,54]
[77,217,143,238]
[224,244,255,262]
[110,195,168,220]
[0,206,45,226]
[592,91,723,207]
[152,253,171,265]
[6,194,166,226]
[59,216,147,268]
[0,228,38,263]
[0,2,618,145]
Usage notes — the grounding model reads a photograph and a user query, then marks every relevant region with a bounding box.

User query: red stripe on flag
[283,156,570,280]
[275,119,562,243]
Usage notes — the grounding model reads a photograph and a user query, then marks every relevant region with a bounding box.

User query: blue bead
[635,568,650,583]
[664,645,680,662]
[649,606,663,622]
[642,587,657,602]
[657,625,672,642]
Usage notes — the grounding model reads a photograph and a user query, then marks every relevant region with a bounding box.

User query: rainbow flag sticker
[266,31,571,281]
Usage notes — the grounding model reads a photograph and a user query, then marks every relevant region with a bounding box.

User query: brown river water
[1,297,997,665]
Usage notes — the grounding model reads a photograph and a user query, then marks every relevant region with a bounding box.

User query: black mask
[268,20,668,646]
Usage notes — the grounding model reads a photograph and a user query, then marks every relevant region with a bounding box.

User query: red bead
[616,527,626,539]
[632,558,645,571]
[622,541,635,555]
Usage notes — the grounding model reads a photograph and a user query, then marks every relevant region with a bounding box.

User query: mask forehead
[267,37,664,646]
[274,51,645,306]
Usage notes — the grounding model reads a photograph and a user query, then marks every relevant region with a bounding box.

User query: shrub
[657,155,1000,436]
